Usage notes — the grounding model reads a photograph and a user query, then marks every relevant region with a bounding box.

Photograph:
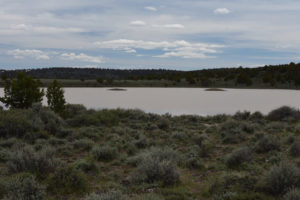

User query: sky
[1,0,300,70]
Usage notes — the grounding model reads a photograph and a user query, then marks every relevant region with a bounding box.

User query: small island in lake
[205,88,226,91]
[107,88,127,91]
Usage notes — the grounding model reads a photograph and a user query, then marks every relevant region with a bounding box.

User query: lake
[0,88,299,115]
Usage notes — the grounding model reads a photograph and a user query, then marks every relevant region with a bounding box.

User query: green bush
[73,159,98,174]
[209,174,257,196]
[4,173,45,200]
[255,135,280,153]
[233,111,251,120]
[219,120,253,144]
[0,110,35,138]
[83,190,127,200]
[249,111,264,121]
[75,127,102,140]
[283,188,300,200]
[134,193,164,200]
[183,146,204,169]
[133,135,148,149]
[267,106,300,121]
[133,158,179,186]
[213,191,237,200]
[199,140,214,157]
[290,140,300,157]
[264,163,300,195]
[130,147,179,185]
[7,146,61,177]
[73,139,95,151]
[128,147,179,167]
[36,108,65,136]
[285,134,296,145]
[0,138,19,148]
[225,147,253,168]
[65,104,87,117]
[0,149,9,162]
[157,117,170,130]
[48,166,88,195]
[91,145,118,161]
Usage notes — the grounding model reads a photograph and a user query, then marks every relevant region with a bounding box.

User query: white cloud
[61,53,104,63]
[144,6,157,12]
[7,49,50,60]
[130,20,146,26]
[95,39,224,59]
[10,24,84,33]
[214,8,231,14]
[10,24,30,30]
[153,24,185,29]
[163,24,185,29]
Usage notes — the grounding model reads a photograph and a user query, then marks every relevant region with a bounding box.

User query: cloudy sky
[1,0,300,70]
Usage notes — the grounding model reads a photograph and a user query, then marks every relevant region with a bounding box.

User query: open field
[0,105,300,199]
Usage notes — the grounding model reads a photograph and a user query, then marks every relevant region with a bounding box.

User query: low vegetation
[0,104,299,199]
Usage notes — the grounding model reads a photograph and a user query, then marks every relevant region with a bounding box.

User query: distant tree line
[1,62,300,87]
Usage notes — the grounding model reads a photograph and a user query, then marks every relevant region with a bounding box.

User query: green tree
[46,79,66,115]
[235,73,252,86]
[0,72,44,109]
[96,77,103,84]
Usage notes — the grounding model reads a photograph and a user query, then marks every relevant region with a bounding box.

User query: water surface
[58,88,300,115]
[1,88,299,115]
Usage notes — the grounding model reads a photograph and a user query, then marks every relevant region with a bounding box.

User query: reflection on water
[1,88,299,116]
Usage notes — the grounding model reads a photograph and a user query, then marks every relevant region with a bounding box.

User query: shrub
[128,147,179,167]
[264,163,300,195]
[91,145,118,161]
[36,108,65,136]
[267,106,300,121]
[75,127,102,140]
[157,117,170,130]
[67,114,99,127]
[285,134,296,145]
[290,140,300,157]
[249,111,264,121]
[199,140,214,157]
[183,146,204,169]
[255,135,280,153]
[134,193,164,200]
[0,149,9,162]
[185,156,204,169]
[4,173,45,200]
[225,147,253,168]
[7,146,61,177]
[133,135,148,149]
[265,122,287,132]
[133,159,179,186]
[73,159,98,174]
[48,166,88,195]
[219,120,252,144]
[83,190,126,200]
[130,147,179,185]
[233,111,251,120]
[48,137,67,147]
[209,174,257,196]
[213,192,237,200]
[295,124,300,134]
[65,104,87,117]
[0,138,19,148]
[283,188,300,200]
[0,110,34,138]
[73,139,95,151]
[172,131,188,141]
